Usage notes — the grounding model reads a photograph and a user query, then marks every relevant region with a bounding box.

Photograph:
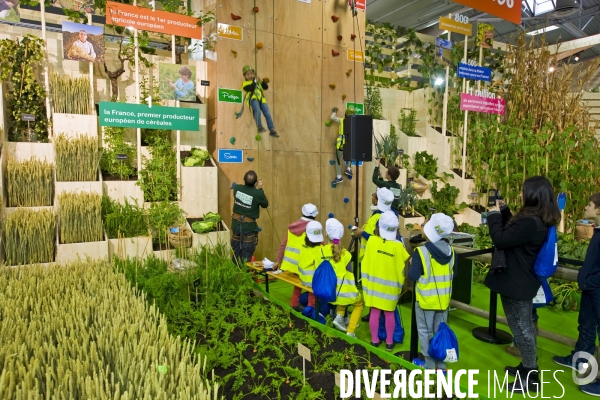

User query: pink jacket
[276,218,312,263]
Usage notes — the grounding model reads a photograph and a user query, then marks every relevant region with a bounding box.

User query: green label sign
[99,102,200,131]
[218,88,243,104]
[346,102,364,115]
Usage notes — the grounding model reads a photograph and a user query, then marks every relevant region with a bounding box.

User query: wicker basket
[167,225,193,248]
[412,178,429,196]
[575,223,594,241]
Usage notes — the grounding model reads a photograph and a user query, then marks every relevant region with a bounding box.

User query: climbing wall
[203,0,365,259]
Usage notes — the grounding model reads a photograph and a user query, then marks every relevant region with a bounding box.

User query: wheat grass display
[55,133,102,181]
[2,208,56,265]
[0,261,222,399]
[58,192,103,244]
[6,157,54,207]
[50,71,92,115]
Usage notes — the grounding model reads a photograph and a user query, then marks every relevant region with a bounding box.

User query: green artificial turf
[267,279,591,399]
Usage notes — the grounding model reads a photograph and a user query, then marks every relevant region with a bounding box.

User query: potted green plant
[102,196,152,259]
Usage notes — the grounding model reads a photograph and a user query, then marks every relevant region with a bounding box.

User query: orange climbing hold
[331,15,339,22]
[342,94,347,100]
[351,34,356,40]
[346,69,352,76]
[231,50,238,58]
[262,77,270,83]
[329,84,336,89]
[253,6,259,12]
[337,35,343,41]
[256,42,263,49]
[332,50,340,56]
[231,13,241,20]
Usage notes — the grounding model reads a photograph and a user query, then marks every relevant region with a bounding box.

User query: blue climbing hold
[329,213,334,218]
[329,160,335,165]
[347,225,352,229]
[257,227,263,232]
[247,157,254,162]
[344,198,349,203]
[230,182,237,189]
[347,175,352,180]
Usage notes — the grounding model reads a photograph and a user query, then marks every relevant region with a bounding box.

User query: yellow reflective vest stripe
[336,118,345,150]
[241,80,267,104]
[280,230,306,275]
[415,246,455,310]
[359,212,382,261]
[297,245,323,288]
[361,236,410,311]
[316,245,359,305]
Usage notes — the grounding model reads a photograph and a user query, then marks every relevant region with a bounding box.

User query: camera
[487,189,502,207]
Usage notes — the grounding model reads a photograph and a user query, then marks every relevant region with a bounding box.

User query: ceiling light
[434,77,444,86]
[526,25,559,36]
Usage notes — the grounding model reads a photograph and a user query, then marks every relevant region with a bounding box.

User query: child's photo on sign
[0,0,20,22]
[477,23,494,49]
[62,21,104,63]
[159,63,197,102]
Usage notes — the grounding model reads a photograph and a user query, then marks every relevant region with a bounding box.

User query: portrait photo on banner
[477,22,494,49]
[159,63,197,102]
[62,21,104,63]
[0,0,20,22]
[52,0,94,14]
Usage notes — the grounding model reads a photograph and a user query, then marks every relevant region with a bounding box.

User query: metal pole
[40,0,51,138]
[88,12,95,115]
[134,0,141,179]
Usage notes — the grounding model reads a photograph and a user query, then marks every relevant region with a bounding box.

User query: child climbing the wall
[240,65,279,138]
[330,106,355,185]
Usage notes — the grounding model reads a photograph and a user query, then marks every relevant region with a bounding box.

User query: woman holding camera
[485,176,560,393]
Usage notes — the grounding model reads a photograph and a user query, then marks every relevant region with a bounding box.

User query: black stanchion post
[395,288,423,362]
[472,290,512,344]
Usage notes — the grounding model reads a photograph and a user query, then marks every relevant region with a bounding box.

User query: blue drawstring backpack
[429,322,459,363]
[377,308,405,343]
[312,255,338,303]
[533,225,558,279]
[533,278,554,308]
[301,306,326,324]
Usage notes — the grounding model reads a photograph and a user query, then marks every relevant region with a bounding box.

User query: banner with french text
[99,102,200,131]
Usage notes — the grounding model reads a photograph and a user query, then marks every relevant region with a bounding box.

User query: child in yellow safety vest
[315,218,364,337]
[330,106,355,185]
[362,211,411,351]
[273,204,319,311]
[295,220,325,304]
[408,213,456,371]
[353,187,395,263]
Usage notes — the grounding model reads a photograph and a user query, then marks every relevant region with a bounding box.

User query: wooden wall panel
[216,0,274,33]
[215,30,274,151]
[272,36,322,153]
[274,0,323,42]
[216,150,274,259]
[322,0,354,47]
[319,152,358,249]
[271,151,322,251]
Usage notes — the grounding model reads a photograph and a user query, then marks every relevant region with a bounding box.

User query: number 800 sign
[452,0,520,24]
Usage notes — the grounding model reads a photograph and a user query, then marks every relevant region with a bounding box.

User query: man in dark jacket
[373,159,401,213]
[231,170,269,264]
[553,193,600,396]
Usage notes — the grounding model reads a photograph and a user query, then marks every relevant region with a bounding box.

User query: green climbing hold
[255,134,262,141]
[230,137,236,145]
[325,120,331,127]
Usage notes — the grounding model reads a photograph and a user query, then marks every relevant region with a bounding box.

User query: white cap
[423,213,454,243]
[326,218,344,241]
[377,187,394,212]
[379,211,399,241]
[306,221,324,243]
[302,203,318,218]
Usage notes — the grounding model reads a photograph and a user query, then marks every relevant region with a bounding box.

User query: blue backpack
[377,308,405,344]
[312,256,338,303]
[533,225,558,279]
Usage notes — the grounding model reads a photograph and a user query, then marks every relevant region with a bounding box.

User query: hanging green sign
[99,102,200,131]
[218,88,243,104]
[346,102,365,115]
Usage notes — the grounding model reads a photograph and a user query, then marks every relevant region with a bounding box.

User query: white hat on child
[379,211,399,241]
[325,218,344,241]
[306,221,324,242]
[302,203,319,218]
[423,213,454,244]
[376,187,394,212]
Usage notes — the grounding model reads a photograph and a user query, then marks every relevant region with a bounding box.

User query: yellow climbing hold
[329,84,336,89]
[342,94,347,100]
[262,77,270,84]
[231,50,238,58]
[256,42,263,49]
[346,69,352,76]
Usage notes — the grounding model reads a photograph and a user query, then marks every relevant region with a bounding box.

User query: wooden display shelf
[52,114,98,138]
[56,230,109,265]
[103,178,144,206]
[108,235,153,260]
[179,158,218,218]
[188,219,230,252]
[54,169,103,206]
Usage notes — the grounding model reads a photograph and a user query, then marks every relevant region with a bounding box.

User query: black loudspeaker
[343,114,373,161]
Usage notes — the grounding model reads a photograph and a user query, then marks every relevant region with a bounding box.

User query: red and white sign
[348,0,366,11]
[460,93,505,115]
[452,0,521,25]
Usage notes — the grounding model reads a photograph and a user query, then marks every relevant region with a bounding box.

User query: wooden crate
[52,114,98,138]
[56,230,109,265]
[108,236,153,260]
[180,161,218,218]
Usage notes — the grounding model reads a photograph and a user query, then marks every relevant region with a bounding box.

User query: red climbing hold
[331,15,339,22]
[231,13,241,20]
[337,35,343,41]
[332,49,340,56]
[351,34,356,40]
[252,6,259,12]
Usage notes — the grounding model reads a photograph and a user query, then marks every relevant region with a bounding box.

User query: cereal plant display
[55,133,102,181]
[58,192,103,244]
[2,208,56,265]
[6,157,54,207]
[50,72,92,115]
